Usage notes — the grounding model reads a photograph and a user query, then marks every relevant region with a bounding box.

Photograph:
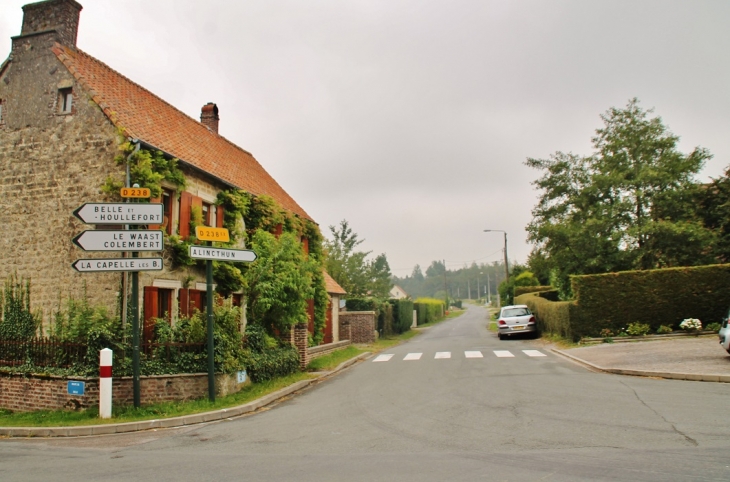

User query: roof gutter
[127,137,238,191]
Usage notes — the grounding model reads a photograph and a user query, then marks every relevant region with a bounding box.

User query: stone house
[0,0,341,343]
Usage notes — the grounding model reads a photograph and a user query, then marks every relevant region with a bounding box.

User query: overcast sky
[2,0,729,276]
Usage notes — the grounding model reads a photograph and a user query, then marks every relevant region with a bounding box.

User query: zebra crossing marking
[494,350,515,358]
[371,350,547,362]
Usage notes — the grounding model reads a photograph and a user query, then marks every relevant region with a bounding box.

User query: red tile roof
[324,271,347,295]
[51,44,312,221]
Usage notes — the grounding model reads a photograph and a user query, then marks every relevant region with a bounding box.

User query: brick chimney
[200,102,219,133]
[19,0,83,48]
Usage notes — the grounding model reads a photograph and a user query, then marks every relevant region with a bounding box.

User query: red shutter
[216,205,225,229]
[143,286,159,342]
[302,237,309,255]
[273,223,283,238]
[190,290,203,313]
[179,192,193,239]
[148,197,162,230]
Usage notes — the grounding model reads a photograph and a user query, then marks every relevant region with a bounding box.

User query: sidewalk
[0,352,371,438]
[554,336,730,383]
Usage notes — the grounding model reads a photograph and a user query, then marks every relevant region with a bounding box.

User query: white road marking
[523,350,546,357]
[373,354,394,362]
[404,353,423,361]
[435,352,451,359]
[464,351,483,358]
[494,350,515,358]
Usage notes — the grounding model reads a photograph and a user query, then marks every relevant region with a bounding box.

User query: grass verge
[306,345,367,372]
[0,372,313,427]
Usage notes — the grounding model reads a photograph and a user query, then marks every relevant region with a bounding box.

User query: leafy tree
[324,220,371,297]
[243,230,317,334]
[526,99,714,296]
[498,266,538,306]
[368,254,393,298]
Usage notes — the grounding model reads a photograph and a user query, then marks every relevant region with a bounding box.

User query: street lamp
[484,229,509,283]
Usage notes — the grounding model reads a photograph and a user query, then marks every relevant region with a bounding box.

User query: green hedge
[413,298,445,325]
[570,264,730,339]
[241,346,300,383]
[515,292,574,339]
[390,299,414,334]
[514,285,553,298]
[345,298,377,312]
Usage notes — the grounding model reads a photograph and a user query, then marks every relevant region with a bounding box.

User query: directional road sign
[189,246,257,262]
[72,230,164,252]
[72,258,164,272]
[73,203,163,225]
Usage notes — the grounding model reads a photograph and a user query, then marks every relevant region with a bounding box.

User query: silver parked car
[497,305,538,340]
[719,308,730,354]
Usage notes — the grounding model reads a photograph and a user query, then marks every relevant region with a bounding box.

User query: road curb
[552,348,730,383]
[0,352,372,438]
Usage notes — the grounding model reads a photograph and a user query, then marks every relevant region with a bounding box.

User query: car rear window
[502,308,530,317]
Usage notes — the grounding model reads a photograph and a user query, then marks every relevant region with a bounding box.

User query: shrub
[679,318,702,331]
[656,325,673,334]
[706,322,722,332]
[626,322,650,336]
[0,274,41,341]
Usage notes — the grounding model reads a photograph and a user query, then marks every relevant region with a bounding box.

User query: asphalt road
[2,304,729,481]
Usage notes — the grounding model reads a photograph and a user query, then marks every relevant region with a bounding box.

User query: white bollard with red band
[99,348,113,419]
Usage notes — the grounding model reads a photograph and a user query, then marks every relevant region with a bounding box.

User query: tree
[526,99,714,296]
[368,254,393,298]
[324,220,371,297]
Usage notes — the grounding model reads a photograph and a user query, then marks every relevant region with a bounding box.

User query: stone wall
[340,311,376,344]
[0,30,124,323]
[0,371,243,412]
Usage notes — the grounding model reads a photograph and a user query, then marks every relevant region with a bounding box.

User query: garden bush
[389,299,414,334]
[413,298,445,325]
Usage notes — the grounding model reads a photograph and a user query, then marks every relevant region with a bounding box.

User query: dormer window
[58,88,73,114]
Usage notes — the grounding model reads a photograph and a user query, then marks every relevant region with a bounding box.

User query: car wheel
[498,333,503,340]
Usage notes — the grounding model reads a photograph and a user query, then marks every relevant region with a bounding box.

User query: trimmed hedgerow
[413,298,445,325]
[515,292,575,340]
[570,264,730,339]
[514,285,554,298]
[390,299,414,334]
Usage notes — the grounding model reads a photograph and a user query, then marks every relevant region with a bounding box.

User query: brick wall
[340,311,376,344]
[307,340,351,362]
[0,371,242,413]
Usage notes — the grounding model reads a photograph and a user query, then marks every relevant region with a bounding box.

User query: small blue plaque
[67,381,85,396]
[236,370,247,384]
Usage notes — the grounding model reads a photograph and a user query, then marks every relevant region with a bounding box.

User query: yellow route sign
[195,226,230,242]
[120,187,151,198]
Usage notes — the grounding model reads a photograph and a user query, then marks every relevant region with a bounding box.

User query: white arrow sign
[72,230,164,252]
[72,258,164,272]
[73,203,163,225]
[189,246,257,262]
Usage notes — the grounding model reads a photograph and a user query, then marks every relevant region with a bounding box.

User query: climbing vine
[101,140,186,199]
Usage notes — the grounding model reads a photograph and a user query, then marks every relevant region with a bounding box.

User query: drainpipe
[121,140,140,330]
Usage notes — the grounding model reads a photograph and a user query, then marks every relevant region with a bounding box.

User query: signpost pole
[206,243,215,402]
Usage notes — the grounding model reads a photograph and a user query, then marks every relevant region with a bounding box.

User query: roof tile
[51,44,311,221]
